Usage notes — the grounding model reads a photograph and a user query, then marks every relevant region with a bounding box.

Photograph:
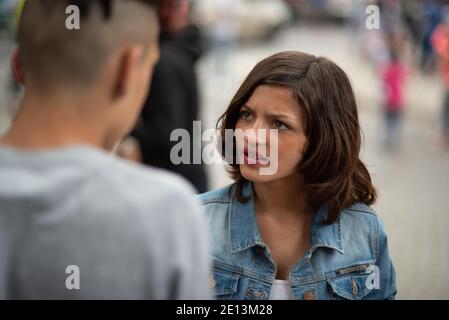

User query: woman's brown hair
[216,51,377,224]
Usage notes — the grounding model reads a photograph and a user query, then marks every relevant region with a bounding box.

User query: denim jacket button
[303,291,316,300]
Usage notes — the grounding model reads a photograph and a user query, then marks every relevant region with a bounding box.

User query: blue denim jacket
[197,182,397,300]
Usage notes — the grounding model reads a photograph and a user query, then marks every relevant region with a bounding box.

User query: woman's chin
[240,164,278,183]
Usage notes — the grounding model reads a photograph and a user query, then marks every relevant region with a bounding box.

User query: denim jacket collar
[229,181,344,255]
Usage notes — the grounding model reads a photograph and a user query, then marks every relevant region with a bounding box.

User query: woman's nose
[245,122,269,146]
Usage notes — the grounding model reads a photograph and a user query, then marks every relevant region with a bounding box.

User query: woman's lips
[243,147,270,165]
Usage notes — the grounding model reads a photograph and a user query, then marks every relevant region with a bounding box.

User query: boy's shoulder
[68,147,205,245]
[91,148,198,209]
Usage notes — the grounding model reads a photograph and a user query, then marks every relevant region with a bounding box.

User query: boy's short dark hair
[18,0,159,89]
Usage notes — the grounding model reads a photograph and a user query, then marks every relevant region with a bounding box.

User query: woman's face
[235,85,308,183]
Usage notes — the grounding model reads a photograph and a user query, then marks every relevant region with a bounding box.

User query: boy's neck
[0,93,108,151]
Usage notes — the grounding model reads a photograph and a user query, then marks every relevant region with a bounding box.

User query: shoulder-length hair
[216,51,377,224]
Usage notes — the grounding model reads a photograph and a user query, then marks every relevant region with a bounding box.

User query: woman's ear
[12,48,25,85]
[112,46,144,98]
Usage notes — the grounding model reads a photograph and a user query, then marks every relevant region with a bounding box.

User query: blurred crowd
[352,0,449,150]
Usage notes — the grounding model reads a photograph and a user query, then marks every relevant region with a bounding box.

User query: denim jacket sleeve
[370,215,397,300]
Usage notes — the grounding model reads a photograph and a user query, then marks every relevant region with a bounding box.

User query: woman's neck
[252,173,312,218]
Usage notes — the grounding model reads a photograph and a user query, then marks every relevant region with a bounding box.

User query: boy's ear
[113,46,144,98]
[12,48,25,85]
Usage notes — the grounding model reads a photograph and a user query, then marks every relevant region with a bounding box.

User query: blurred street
[198,22,449,300]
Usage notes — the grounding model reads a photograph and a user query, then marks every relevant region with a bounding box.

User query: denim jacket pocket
[212,270,240,300]
[327,274,373,300]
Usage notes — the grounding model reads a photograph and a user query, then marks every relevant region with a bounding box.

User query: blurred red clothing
[432,24,449,88]
[382,61,407,112]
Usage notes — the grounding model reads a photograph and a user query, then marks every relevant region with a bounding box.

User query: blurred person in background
[0,0,211,299]
[210,0,239,77]
[378,0,403,36]
[401,0,422,62]
[421,0,442,74]
[380,38,408,151]
[0,0,23,121]
[432,6,449,149]
[6,0,24,119]
[124,0,209,193]
[0,0,17,34]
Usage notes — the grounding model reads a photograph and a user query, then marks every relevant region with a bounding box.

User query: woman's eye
[273,121,288,130]
[240,111,251,120]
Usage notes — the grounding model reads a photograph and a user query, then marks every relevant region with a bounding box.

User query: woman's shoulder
[339,202,380,230]
[196,184,235,206]
[342,202,376,217]
[196,185,237,248]
[339,202,390,256]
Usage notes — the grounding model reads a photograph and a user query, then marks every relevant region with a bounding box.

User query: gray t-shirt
[0,145,212,300]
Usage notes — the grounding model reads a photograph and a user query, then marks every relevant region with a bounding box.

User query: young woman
[198,51,397,300]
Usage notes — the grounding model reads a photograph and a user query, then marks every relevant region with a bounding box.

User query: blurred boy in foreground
[0,0,211,299]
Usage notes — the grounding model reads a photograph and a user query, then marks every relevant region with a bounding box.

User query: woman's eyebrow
[242,105,296,122]
[268,113,295,121]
